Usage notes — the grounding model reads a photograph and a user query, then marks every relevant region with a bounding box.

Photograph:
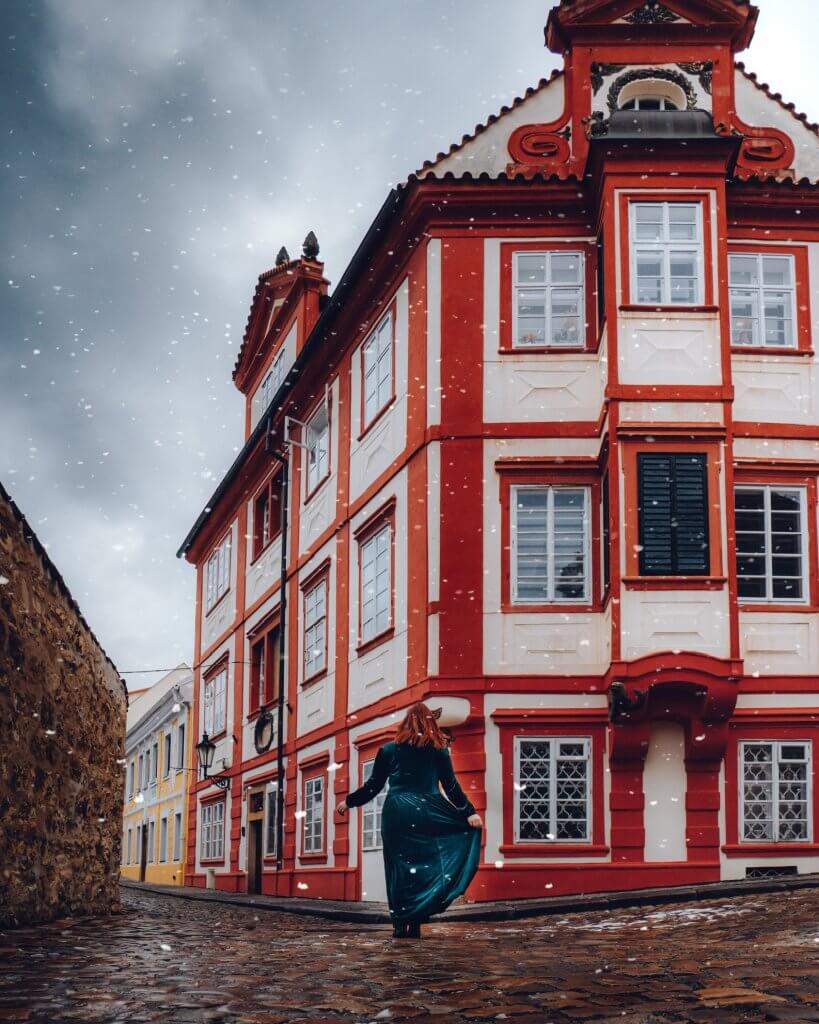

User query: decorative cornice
[624,2,681,25]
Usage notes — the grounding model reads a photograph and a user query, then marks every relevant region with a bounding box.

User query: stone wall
[0,483,127,928]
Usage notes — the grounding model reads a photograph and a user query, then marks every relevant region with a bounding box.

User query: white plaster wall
[298,377,340,556]
[736,693,819,709]
[421,75,565,178]
[296,541,336,737]
[484,693,611,865]
[200,520,238,651]
[347,470,409,712]
[618,313,722,386]
[295,738,335,870]
[249,323,298,432]
[740,612,819,676]
[349,279,409,503]
[733,355,818,425]
[246,520,283,611]
[733,437,819,462]
[483,237,607,424]
[427,239,442,427]
[734,70,819,183]
[642,723,687,862]
[483,437,611,676]
[620,590,731,660]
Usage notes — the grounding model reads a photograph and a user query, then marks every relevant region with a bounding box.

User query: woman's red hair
[394,701,447,749]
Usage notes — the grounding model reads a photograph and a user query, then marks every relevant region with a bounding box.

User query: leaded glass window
[741,741,811,843]
[515,737,591,843]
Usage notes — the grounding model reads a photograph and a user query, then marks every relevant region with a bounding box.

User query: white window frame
[305,402,330,495]
[201,800,225,861]
[173,812,183,862]
[511,485,591,604]
[360,523,392,644]
[203,666,227,735]
[205,533,231,612]
[361,759,387,851]
[303,775,325,855]
[151,743,158,784]
[147,819,155,863]
[735,485,808,604]
[729,252,796,349]
[514,736,592,844]
[163,733,171,778]
[629,201,704,306]
[261,348,287,411]
[159,816,168,863]
[126,827,132,865]
[303,579,327,680]
[740,740,812,844]
[361,313,393,427]
[265,782,279,857]
[512,250,586,349]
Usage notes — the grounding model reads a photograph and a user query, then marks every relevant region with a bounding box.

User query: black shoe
[406,920,422,938]
[392,922,409,939]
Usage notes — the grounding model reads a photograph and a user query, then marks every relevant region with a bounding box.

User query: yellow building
[121,665,192,885]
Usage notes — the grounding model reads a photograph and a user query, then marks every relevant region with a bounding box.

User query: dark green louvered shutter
[637,453,709,576]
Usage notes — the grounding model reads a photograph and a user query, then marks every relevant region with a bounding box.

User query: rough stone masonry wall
[0,485,127,928]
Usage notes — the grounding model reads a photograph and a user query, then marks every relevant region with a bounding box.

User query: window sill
[499,843,609,859]
[356,627,395,657]
[623,576,726,591]
[358,396,396,441]
[498,345,591,356]
[302,668,328,689]
[502,602,598,614]
[732,346,813,358]
[619,304,718,314]
[200,858,226,866]
[299,852,328,864]
[722,843,819,857]
[739,603,816,613]
[249,536,282,568]
[205,588,231,618]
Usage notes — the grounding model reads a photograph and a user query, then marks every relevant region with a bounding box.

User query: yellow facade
[120,670,192,886]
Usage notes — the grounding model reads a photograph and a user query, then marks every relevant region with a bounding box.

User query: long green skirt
[381,788,481,923]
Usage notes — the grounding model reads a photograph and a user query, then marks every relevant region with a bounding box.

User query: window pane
[514,489,549,602]
[635,254,663,303]
[550,253,582,284]
[518,289,546,317]
[762,256,792,288]
[634,205,664,241]
[669,254,697,303]
[763,293,793,346]
[730,255,759,287]
[516,317,546,347]
[730,290,759,345]
[668,205,697,241]
[516,254,546,284]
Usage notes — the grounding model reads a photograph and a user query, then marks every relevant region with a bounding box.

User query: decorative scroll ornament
[606,67,698,113]
[507,121,571,172]
[583,112,610,139]
[624,1,681,24]
[591,63,627,94]
[677,61,713,95]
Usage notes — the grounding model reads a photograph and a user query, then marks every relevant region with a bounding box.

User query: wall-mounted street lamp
[195,731,230,790]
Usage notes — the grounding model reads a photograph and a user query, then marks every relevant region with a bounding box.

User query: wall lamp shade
[196,732,216,773]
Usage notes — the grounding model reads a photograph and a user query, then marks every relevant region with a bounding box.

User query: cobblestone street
[1,888,819,1023]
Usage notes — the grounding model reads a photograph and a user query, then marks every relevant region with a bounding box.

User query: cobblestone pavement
[1,888,819,1024]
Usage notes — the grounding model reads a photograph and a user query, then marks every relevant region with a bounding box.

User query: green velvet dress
[345,740,481,924]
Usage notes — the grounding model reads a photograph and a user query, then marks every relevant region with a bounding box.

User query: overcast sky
[1,0,817,689]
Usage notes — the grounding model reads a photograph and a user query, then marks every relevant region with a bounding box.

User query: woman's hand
[336,801,348,817]
[467,813,483,829]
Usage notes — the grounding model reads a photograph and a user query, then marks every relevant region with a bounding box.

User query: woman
[337,702,482,939]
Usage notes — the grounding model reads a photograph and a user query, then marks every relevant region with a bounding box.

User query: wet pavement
[1,887,818,1023]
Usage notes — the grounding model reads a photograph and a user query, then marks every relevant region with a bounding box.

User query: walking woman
[337,702,482,938]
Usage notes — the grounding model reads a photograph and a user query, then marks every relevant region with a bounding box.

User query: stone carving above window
[591,63,627,95]
[677,61,713,95]
[624,1,681,24]
[606,67,698,113]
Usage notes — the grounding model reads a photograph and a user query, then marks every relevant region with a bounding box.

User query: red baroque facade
[178,0,819,904]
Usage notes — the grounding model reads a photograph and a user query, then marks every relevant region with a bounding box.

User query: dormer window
[621,97,680,112]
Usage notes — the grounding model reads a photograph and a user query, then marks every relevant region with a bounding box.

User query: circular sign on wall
[254,710,275,754]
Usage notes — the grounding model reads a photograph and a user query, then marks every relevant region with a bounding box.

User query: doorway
[643,722,687,861]
[247,820,263,895]
[139,825,148,882]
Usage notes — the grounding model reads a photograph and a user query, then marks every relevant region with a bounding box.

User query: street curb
[121,872,819,926]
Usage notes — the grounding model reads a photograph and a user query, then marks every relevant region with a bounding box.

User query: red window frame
[727,243,812,355]
[723,715,819,856]
[299,750,330,863]
[621,436,725,589]
[202,656,229,741]
[619,193,716,312]
[252,470,283,562]
[353,498,396,655]
[248,609,282,717]
[300,559,331,686]
[358,301,397,439]
[733,464,819,612]
[497,457,603,613]
[492,708,609,858]
[499,241,598,354]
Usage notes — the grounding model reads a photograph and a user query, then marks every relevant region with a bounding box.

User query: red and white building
[178,0,819,903]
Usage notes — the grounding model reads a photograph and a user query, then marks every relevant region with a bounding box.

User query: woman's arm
[436,747,476,817]
[342,745,390,809]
